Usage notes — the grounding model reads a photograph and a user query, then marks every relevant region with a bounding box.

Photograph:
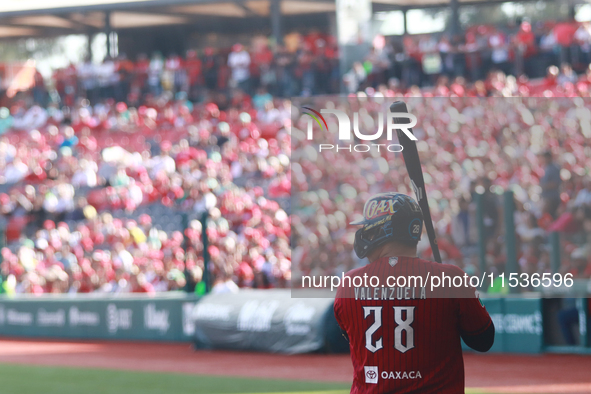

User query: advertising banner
[0,294,199,342]
[462,297,543,354]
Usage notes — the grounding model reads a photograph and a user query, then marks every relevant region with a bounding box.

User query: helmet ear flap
[353,219,393,259]
[353,228,369,259]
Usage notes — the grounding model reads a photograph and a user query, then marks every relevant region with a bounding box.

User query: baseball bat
[390,101,442,264]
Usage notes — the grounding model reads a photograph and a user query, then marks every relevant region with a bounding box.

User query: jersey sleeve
[333,286,349,331]
[333,297,349,340]
[458,289,492,335]
[333,297,343,328]
[443,265,492,335]
[333,272,355,332]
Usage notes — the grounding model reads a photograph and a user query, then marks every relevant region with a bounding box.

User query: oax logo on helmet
[303,107,417,153]
[365,197,399,221]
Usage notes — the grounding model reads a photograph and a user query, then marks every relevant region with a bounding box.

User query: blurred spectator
[540,150,562,218]
[228,44,251,94]
[489,30,511,75]
[558,63,578,86]
[78,57,97,104]
[202,47,218,91]
[558,299,580,345]
[451,197,476,249]
[476,178,499,242]
[148,52,164,96]
[185,49,202,98]
[343,62,367,94]
[212,271,240,294]
[514,21,537,76]
[252,87,273,110]
[573,178,591,208]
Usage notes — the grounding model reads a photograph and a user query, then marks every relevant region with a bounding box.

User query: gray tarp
[192,289,349,354]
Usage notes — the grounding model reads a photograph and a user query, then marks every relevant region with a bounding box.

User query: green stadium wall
[462,297,543,354]
[0,293,199,342]
[0,292,582,354]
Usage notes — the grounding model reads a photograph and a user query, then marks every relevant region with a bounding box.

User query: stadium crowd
[0,21,591,295]
[0,90,292,294]
[294,98,589,281]
[2,18,590,107]
[292,72,591,290]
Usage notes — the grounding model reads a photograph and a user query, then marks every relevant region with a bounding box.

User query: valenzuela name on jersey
[354,286,427,301]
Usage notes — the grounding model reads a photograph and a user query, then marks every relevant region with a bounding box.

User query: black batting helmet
[350,192,423,259]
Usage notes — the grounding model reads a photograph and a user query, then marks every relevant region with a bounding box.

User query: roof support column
[450,0,460,37]
[87,32,94,61]
[271,0,283,46]
[402,8,407,35]
[335,0,372,93]
[105,11,111,58]
[569,3,576,20]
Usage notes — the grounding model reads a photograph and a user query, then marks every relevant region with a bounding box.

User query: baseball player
[334,192,495,394]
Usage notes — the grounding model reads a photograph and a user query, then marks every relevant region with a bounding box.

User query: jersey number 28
[363,306,415,353]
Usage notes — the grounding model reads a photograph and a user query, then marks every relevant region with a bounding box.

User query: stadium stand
[0,18,590,296]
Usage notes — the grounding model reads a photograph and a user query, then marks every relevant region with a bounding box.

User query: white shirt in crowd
[114,249,134,272]
[573,187,591,207]
[257,107,282,124]
[149,155,176,177]
[148,58,164,85]
[72,160,98,187]
[128,179,144,206]
[3,159,28,184]
[228,50,251,82]
[575,25,591,52]
[193,192,217,213]
[97,60,116,87]
[0,141,16,163]
[540,33,556,51]
[12,106,49,131]
[78,61,97,90]
[489,33,509,64]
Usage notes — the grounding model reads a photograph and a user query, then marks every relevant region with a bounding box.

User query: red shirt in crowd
[185,51,202,86]
[514,23,537,58]
[553,21,579,47]
[250,48,273,77]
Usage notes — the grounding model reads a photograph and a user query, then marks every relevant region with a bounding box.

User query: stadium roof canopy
[0,0,336,38]
[373,0,527,8]
[0,0,580,39]
[0,0,553,17]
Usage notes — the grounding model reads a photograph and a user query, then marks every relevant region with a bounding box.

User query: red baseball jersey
[334,256,492,394]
